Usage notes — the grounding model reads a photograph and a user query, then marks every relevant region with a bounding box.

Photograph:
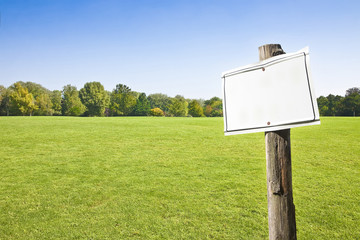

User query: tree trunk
[259,44,297,240]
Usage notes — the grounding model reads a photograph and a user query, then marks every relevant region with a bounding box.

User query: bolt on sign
[222,47,320,135]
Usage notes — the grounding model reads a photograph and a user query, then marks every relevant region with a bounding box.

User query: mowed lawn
[0,117,359,239]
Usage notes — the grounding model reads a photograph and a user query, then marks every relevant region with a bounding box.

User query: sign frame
[222,47,320,135]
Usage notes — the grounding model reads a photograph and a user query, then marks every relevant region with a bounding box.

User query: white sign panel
[222,47,320,135]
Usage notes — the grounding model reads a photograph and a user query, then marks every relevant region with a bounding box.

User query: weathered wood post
[259,44,297,240]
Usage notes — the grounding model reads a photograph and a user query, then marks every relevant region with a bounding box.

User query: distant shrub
[150,108,164,116]
[210,109,223,117]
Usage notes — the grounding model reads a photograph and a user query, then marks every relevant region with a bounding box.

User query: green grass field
[0,117,359,239]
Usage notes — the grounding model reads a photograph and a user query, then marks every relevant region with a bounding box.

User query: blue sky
[1,0,359,99]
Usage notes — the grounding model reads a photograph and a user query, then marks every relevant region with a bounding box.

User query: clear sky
[1,0,359,99]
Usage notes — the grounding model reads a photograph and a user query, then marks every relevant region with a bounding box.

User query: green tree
[16,81,50,99]
[9,82,37,116]
[110,84,136,116]
[340,92,360,116]
[169,95,188,117]
[114,84,131,94]
[204,97,221,106]
[133,93,151,116]
[15,81,54,115]
[317,96,329,116]
[0,85,4,102]
[204,104,212,117]
[204,97,223,117]
[79,82,109,116]
[62,85,86,116]
[51,90,62,116]
[346,87,360,96]
[0,86,12,116]
[325,94,343,116]
[34,93,54,116]
[147,93,172,114]
[188,100,205,117]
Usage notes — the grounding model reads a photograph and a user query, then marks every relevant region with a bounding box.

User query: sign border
[222,47,320,135]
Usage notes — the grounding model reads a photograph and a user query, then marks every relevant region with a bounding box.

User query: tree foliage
[147,93,172,113]
[317,87,360,116]
[346,87,360,96]
[11,81,55,116]
[34,93,53,116]
[169,95,188,117]
[62,85,86,116]
[0,86,12,116]
[79,82,109,116]
[16,81,50,99]
[204,97,223,117]
[4,79,358,118]
[317,96,329,116]
[133,93,151,116]
[51,90,62,116]
[0,81,223,117]
[340,92,360,116]
[110,84,137,116]
[188,100,205,117]
[150,108,165,116]
[9,83,37,116]
[0,85,4,103]
[114,84,131,94]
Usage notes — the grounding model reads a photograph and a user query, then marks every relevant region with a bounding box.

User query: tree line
[0,81,223,117]
[317,87,360,117]
[1,81,358,117]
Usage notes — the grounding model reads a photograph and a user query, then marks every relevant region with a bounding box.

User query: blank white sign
[222,47,320,135]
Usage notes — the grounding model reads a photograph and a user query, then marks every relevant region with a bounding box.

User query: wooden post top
[258,44,285,61]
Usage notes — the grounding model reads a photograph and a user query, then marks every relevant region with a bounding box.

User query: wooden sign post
[222,43,320,239]
[259,44,297,240]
